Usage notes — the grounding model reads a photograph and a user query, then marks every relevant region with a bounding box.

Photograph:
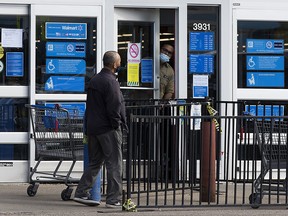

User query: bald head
[103,51,119,67]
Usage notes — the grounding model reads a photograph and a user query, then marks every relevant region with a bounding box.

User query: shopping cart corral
[26,105,84,201]
[249,118,288,208]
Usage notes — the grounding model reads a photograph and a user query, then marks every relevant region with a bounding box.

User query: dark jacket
[86,67,124,135]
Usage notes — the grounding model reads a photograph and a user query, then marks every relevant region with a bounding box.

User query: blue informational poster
[45,102,86,117]
[46,22,87,40]
[246,72,284,87]
[46,42,86,58]
[141,59,153,83]
[193,86,208,98]
[44,76,85,92]
[246,39,284,54]
[193,75,208,98]
[189,32,214,51]
[246,56,284,71]
[189,54,214,74]
[6,52,24,77]
[46,59,86,74]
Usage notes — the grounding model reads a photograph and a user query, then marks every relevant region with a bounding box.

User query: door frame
[28,4,102,177]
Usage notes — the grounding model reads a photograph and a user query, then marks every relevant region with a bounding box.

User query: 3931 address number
[192,23,211,31]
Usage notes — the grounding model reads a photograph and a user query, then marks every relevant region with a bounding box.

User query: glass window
[36,17,97,94]
[118,21,154,100]
[187,6,219,99]
[238,21,287,89]
[0,144,28,160]
[0,15,29,86]
[0,98,28,132]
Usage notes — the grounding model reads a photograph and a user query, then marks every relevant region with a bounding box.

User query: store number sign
[192,23,211,31]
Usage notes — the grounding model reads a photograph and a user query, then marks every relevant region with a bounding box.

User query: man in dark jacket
[74,51,126,208]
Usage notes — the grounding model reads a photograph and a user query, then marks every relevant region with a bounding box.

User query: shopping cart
[249,118,288,208]
[26,104,84,200]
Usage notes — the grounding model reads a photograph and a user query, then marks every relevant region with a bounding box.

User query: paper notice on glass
[1,28,23,48]
[193,74,208,98]
[127,62,140,86]
[190,104,201,130]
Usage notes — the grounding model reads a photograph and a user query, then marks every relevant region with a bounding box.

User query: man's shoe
[73,196,100,206]
[105,202,122,208]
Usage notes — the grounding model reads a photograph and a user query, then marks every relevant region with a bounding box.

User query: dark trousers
[75,127,123,204]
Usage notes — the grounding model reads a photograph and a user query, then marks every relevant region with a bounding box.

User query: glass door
[29,5,102,178]
[233,8,288,179]
[115,8,160,100]
[0,5,29,182]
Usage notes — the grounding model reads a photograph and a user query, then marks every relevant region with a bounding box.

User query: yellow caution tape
[207,103,221,132]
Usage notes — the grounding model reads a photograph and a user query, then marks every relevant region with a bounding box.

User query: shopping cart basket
[26,104,84,200]
[249,118,288,208]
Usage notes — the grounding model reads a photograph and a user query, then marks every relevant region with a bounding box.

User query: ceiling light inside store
[160,33,174,36]
[118,34,133,37]
[160,38,175,41]
[118,41,131,45]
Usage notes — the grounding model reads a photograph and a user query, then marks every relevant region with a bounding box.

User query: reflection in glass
[0,144,28,160]
[0,98,28,132]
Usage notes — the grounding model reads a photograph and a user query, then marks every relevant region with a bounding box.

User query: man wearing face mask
[160,44,175,100]
[74,51,127,209]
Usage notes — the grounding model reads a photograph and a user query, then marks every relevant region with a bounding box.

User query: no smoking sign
[127,43,141,63]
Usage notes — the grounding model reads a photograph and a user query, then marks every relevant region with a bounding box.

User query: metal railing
[121,100,288,208]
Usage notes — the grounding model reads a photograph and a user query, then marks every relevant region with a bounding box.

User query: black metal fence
[121,100,288,208]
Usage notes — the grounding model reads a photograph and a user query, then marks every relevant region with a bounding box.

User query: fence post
[201,120,216,202]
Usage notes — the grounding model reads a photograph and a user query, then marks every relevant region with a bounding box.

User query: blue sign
[189,32,214,51]
[44,76,85,92]
[6,52,24,77]
[46,22,87,39]
[46,59,86,75]
[246,39,284,54]
[247,72,284,87]
[141,59,153,83]
[193,86,208,98]
[45,102,86,117]
[246,56,284,71]
[189,54,214,74]
[245,105,284,121]
[46,42,86,58]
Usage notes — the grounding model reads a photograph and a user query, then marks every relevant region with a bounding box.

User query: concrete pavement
[0,183,288,216]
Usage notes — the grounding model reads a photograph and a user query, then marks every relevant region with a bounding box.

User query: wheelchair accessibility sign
[246,55,284,71]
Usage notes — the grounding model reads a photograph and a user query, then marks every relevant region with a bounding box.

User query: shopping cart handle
[243,111,254,116]
[25,104,63,110]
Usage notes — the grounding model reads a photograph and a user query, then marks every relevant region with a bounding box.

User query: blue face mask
[160,53,170,63]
